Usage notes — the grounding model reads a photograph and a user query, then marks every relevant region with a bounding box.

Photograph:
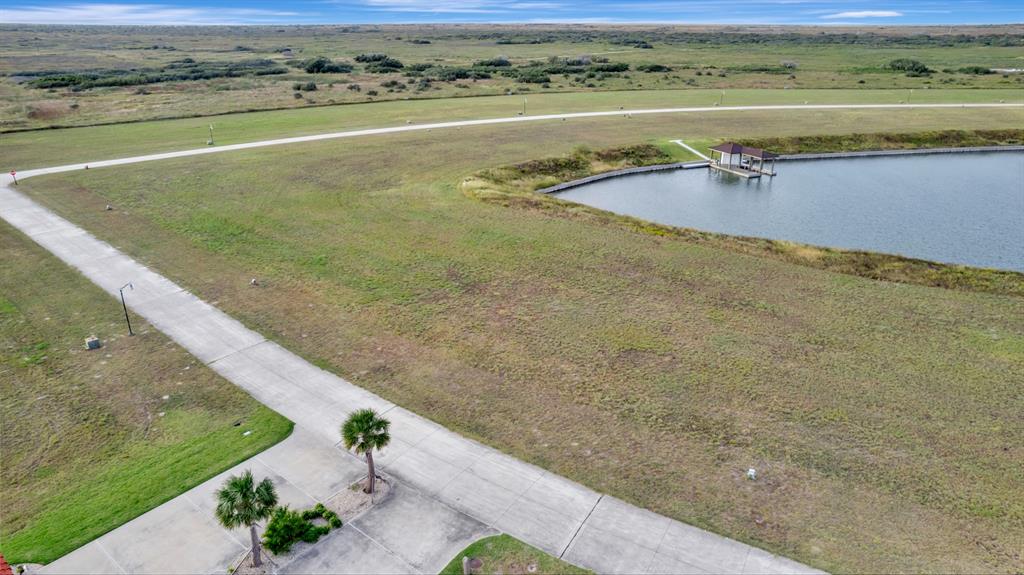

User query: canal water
[555,151,1024,271]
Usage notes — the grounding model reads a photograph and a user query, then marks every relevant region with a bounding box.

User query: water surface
[556,151,1024,271]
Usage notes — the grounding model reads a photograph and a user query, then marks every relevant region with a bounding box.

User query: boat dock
[709,163,763,179]
[708,142,778,178]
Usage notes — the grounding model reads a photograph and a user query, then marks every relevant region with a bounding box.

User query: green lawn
[440,535,590,575]
[15,104,1023,572]
[0,221,293,564]
[2,88,1021,170]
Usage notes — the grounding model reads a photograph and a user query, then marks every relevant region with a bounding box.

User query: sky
[0,0,1022,26]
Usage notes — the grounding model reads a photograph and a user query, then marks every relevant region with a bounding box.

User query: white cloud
[821,10,903,18]
[0,3,302,25]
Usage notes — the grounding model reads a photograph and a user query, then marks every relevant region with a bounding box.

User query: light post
[207,124,215,146]
[119,282,134,336]
[523,97,527,116]
[719,90,725,106]
[908,89,913,104]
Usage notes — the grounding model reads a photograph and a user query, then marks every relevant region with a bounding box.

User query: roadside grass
[15,108,1024,573]
[0,222,293,564]
[2,88,1022,170]
[439,535,590,575]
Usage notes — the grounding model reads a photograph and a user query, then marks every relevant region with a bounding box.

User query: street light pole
[523,97,527,116]
[119,282,134,336]
[208,124,215,146]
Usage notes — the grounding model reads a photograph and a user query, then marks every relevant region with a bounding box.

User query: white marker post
[9,170,16,185]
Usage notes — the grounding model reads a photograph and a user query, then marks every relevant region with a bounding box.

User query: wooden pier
[709,163,762,179]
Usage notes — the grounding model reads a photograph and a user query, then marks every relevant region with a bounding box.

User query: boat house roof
[709,142,778,159]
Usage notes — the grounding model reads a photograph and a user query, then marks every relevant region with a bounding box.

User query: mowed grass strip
[2,88,1022,170]
[0,222,293,564]
[439,535,590,575]
[16,107,1024,572]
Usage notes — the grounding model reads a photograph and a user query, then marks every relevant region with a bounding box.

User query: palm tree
[342,409,391,494]
[215,470,278,567]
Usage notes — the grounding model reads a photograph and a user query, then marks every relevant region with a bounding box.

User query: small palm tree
[215,470,278,567]
[342,409,391,494]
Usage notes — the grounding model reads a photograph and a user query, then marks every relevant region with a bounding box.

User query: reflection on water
[555,151,1024,271]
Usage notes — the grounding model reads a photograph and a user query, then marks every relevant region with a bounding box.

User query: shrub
[264,507,317,554]
[355,53,389,62]
[476,57,511,67]
[887,59,932,75]
[958,66,993,75]
[302,57,353,74]
[364,58,404,73]
[292,81,317,91]
[637,63,672,73]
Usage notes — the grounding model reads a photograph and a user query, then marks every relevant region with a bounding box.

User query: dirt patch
[326,477,391,521]
[231,549,275,575]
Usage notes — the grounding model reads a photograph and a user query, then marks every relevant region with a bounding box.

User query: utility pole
[119,282,134,336]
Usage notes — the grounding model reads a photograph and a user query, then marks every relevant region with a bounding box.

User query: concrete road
[0,103,905,573]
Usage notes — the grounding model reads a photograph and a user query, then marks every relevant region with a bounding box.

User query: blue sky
[1,0,1022,25]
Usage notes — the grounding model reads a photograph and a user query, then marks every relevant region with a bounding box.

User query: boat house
[708,142,778,178]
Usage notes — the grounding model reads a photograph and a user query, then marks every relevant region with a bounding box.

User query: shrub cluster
[887,58,933,76]
[302,56,353,74]
[27,59,286,90]
[262,503,341,555]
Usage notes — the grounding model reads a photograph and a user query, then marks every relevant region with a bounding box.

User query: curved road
[9,102,1019,179]
[3,102,1019,574]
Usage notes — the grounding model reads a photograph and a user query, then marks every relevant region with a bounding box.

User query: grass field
[15,104,1023,572]
[2,24,1022,129]
[0,221,293,564]
[439,535,590,575]
[2,87,1022,170]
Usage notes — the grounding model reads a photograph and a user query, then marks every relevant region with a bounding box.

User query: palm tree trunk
[250,523,263,567]
[366,450,376,494]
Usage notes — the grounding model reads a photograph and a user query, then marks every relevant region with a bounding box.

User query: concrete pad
[99,496,243,574]
[467,452,545,495]
[384,446,461,495]
[520,473,600,523]
[383,406,442,447]
[644,552,714,575]
[417,427,493,471]
[258,428,365,500]
[584,496,671,549]
[564,522,657,575]
[493,495,580,557]
[0,204,79,237]
[40,542,125,575]
[279,525,416,574]
[133,290,264,364]
[742,547,826,574]
[369,436,414,467]
[657,521,752,573]
[351,483,495,573]
[436,469,519,525]
[184,457,316,517]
